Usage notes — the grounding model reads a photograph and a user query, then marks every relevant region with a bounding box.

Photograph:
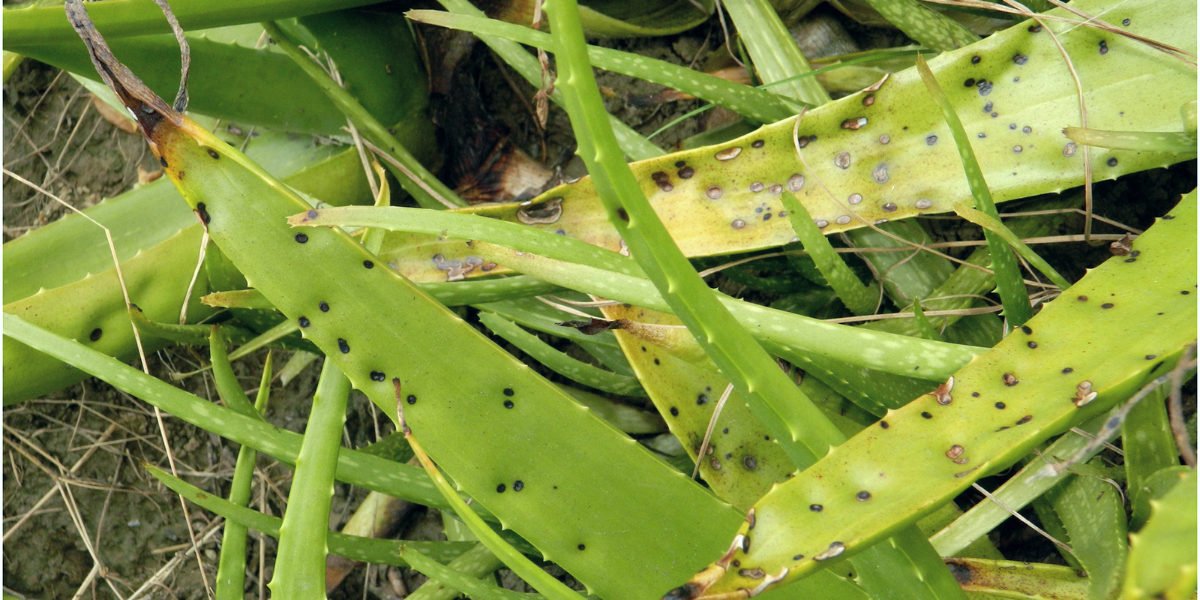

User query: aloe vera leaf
[300,206,984,381]
[720,0,830,106]
[1121,384,1180,521]
[279,349,321,385]
[1123,469,1197,600]
[773,337,941,416]
[1130,465,1190,533]
[1183,101,1197,135]
[408,10,795,124]
[858,0,978,51]
[216,351,271,600]
[477,297,621,348]
[203,289,277,310]
[398,540,545,600]
[203,277,562,311]
[577,0,713,37]
[209,326,259,417]
[434,0,663,161]
[672,191,1196,597]
[917,55,1033,326]
[911,299,943,341]
[781,190,879,315]
[2,50,23,82]
[103,78,747,600]
[428,278,567,306]
[403,417,581,600]
[477,311,646,396]
[302,206,639,280]
[605,293,931,417]
[914,502,1004,561]
[224,319,298,361]
[3,0,381,46]
[945,558,1090,599]
[1063,126,1198,154]
[145,464,477,568]
[476,294,635,373]
[262,21,463,210]
[2,228,215,404]
[952,207,1071,290]
[381,0,1195,286]
[1044,459,1129,600]
[125,304,251,346]
[407,542,505,600]
[13,10,434,138]
[269,359,350,599]
[602,304,796,510]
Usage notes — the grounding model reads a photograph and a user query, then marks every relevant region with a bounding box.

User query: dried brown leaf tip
[64,0,183,135]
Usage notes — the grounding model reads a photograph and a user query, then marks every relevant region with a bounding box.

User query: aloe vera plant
[3,0,1196,598]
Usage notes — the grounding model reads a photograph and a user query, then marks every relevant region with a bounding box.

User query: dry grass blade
[973,483,1074,553]
[692,383,736,480]
[149,0,190,112]
[1168,343,1198,467]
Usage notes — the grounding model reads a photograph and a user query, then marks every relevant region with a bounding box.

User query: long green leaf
[146,464,477,568]
[1045,460,1129,600]
[953,206,1071,290]
[215,352,271,600]
[478,312,646,396]
[268,359,350,599]
[4,0,380,46]
[780,191,879,315]
[1123,469,1197,599]
[916,55,1033,326]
